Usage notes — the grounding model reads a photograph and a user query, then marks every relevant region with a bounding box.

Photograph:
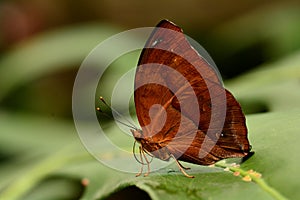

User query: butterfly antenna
[97,96,138,130]
[96,107,137,130]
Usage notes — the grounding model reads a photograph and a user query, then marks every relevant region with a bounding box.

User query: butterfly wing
[134,20,250,165]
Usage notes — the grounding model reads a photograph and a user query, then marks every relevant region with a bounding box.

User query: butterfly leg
[171,154,194,178]
[135,146,144,177]
[178,161,191,170]
[141,147,151,176]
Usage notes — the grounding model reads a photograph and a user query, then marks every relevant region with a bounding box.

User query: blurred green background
[0,0,300,200]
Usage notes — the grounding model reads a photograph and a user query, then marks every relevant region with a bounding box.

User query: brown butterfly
[131,19,251,178]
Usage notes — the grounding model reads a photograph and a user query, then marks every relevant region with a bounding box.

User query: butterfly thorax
[131,129,171,161]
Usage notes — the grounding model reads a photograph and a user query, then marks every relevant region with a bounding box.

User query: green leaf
[74,110,298,200]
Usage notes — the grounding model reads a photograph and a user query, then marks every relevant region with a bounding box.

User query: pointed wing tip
[156,19,183,32]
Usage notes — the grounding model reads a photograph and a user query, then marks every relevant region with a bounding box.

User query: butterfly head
[130,129,144,143]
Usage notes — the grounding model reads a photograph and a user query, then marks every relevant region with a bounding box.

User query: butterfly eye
[131,129,143,140]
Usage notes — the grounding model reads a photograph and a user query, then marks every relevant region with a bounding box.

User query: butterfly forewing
[134,19,250,165]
